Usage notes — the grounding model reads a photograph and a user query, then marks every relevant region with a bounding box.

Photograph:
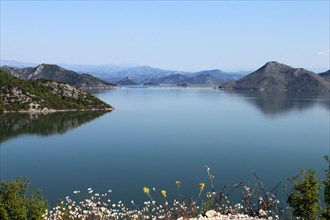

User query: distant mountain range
[108,67,247,86]
[220,61,329,92]
[0,59,137,72]
[1,64,115,89]
[1,60,329,91]
[0,60,248,86]
[105,65,184,83]
[111,69,246,86]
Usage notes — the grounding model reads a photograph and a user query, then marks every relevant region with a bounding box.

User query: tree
[0,177,48,220]
[321,156,330,219]
[287,169,320,220]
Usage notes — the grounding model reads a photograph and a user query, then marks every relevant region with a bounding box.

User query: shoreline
[1,107,114,114]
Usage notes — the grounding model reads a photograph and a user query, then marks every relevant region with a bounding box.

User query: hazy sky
[1,1,329,71]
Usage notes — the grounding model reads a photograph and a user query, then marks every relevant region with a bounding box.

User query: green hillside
[0,69,113,112]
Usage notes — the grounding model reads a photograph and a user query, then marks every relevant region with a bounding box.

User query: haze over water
[0,88,329,205]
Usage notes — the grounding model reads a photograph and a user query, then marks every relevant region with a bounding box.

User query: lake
[0,88,329,206]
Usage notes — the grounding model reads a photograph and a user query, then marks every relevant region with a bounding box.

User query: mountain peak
[266,61,279,64]
[257,61,293,73]
[221,62,329,92]
[263,61,286,67]
[38,63,62,69]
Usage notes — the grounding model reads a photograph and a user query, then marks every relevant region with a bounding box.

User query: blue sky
[1,1,329,71]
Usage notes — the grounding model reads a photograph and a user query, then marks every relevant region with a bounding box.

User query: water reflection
[0,111,109,143]
[225,91,330,116]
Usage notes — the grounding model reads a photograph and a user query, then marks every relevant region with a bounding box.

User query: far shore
[103,85,217,89]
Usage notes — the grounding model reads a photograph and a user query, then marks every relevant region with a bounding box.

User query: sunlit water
[1,88,329,205]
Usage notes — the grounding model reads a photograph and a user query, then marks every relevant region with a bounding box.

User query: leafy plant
[287,169,320,220]
[0,177,48,220]
[321,155,330,219]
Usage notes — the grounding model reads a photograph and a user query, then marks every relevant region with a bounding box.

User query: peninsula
[0,69,113,113]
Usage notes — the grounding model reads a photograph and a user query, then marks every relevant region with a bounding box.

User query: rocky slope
[1,64,116,89]
[220,61,330,92]
[0,69,113,112]
[319,70,330,82]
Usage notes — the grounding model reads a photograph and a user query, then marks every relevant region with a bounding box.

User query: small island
[0,69,113,113]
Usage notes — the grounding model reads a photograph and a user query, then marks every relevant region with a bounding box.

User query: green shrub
[0,177,48,220]
[322,155,330,219]
[287,169,320,220]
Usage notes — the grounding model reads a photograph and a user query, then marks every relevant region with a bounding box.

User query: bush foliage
[322,155,330,219]
[0,177,48,220]
[287,169,320,219]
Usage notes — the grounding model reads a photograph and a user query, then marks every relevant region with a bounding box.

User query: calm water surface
[1,88,329,205]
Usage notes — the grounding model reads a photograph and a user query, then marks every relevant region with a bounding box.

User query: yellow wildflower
[143,187,150,194]
[175,181,181,186]
[161,190,167,197]
[199,183,205,190]
[133,214,138,219]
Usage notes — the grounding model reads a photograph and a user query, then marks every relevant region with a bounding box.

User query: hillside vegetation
[0,69,113,112]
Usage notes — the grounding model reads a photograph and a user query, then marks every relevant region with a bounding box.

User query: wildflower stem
[177,186,181,202]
